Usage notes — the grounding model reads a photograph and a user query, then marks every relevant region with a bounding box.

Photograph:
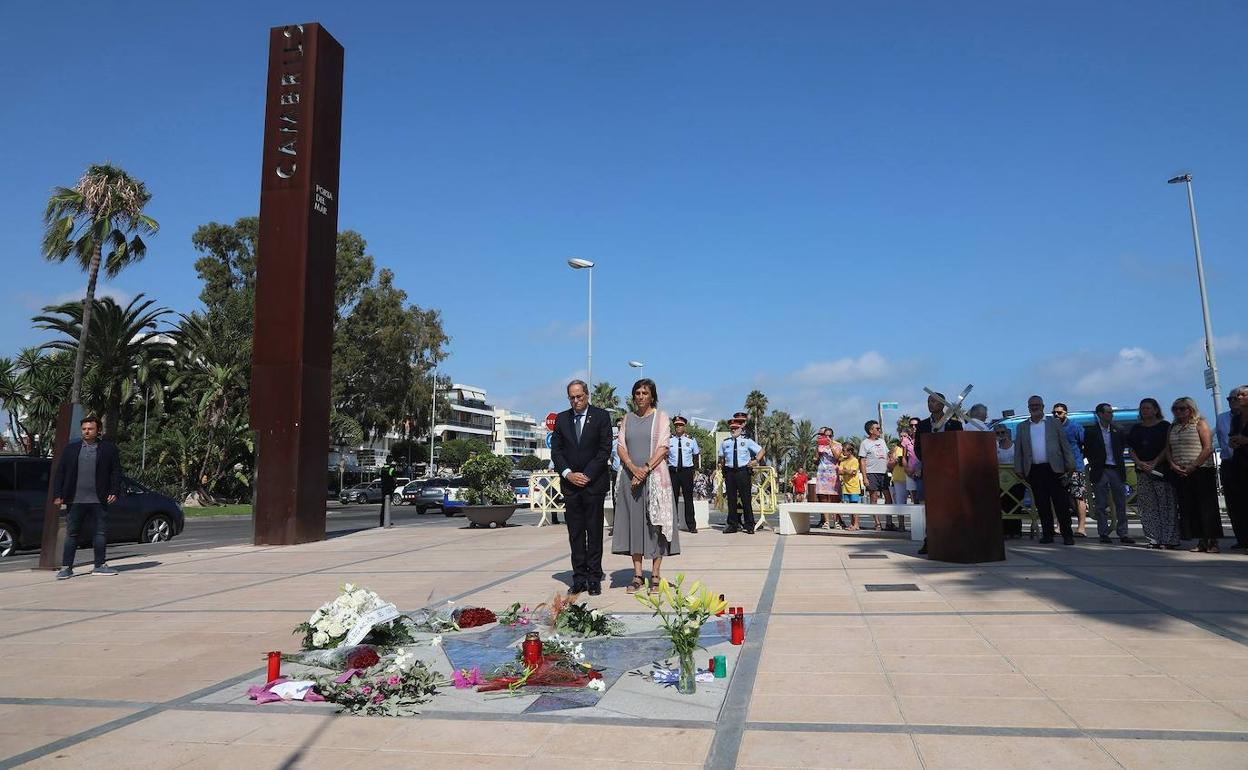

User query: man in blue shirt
[1053,403,1088,538]
[719,413,764,534]
[668,416,701,533]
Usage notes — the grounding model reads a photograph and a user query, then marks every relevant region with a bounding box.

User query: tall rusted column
[251,23,344,545]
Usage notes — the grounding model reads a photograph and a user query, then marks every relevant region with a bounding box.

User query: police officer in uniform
[720,413,765,533]
[379,462,397,527]
[669,416,701,533]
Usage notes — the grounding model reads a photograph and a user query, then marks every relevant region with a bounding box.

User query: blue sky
[2,1,1245,433]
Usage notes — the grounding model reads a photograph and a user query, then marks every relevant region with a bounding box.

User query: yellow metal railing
[714,466,778,529]
[528,471,565,526]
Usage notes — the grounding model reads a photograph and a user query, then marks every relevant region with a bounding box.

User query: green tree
[684,424,717,472]
[515,455,547,472]
[791,419,816,475]
[591,381,620,416]
[41,164,159,405]
[33,295,174,435]
[0,349,73,456]
[744,390,768,438]
[438,437,490,469]
[759,410,795,473]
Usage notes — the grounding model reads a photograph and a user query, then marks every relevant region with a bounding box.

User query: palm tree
[744,390,768,438]
[759,410,795,472]
[791,419,816,474]
[41,164,159,406]
[0,348,74,456]
[34,294,173,435]
[592,381,621,416]
[896,414,915,434]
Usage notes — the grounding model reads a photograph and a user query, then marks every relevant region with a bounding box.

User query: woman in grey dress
[613,379,679,594]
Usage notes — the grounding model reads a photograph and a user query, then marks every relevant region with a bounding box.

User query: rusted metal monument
[251,23,344,545]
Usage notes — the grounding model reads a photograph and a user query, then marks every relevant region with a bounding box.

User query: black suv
[0,456,186,558]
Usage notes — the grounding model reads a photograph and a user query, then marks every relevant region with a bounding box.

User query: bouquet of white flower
[295,583,416,650]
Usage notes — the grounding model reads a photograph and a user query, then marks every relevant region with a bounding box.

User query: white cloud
[21,283,132,311]
[1071,347,1166,395]
[1057,335,1246,398]
[790,351,894,386]
[526,320,588,343]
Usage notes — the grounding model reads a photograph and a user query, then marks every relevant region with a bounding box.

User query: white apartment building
[493,409,540,460]
[433,384,496,443]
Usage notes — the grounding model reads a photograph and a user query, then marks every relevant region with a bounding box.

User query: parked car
[0,456,186,558]
[414,477,467,516]
[994,407,1140,454]
[338,482,385,504]
[508,477,530,507]
[399,479,428,506]
[390,477,411,506]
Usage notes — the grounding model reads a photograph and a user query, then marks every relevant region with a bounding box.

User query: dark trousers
[564,491,605,584]
[63,503,107,568]
[1028,463,1073,540]
[1092,466,1129,538]
[671,466,696,530]
[724,467,755,531]
[1222,461,1247,546]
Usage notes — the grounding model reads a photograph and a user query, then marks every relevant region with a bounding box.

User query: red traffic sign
[545,412,558,431]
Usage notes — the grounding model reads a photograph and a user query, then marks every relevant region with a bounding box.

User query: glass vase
[676,649,697,695]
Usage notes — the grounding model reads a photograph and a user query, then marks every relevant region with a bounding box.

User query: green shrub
[460,453,515,505]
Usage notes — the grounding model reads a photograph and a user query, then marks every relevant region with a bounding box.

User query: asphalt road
[0,503,549,573]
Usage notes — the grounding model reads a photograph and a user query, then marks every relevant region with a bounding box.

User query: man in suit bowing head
[550,379,614,596]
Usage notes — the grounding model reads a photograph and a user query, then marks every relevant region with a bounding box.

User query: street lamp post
[628,360,644,381]
[1167,174,1222,420]
[429,369,437,476]
[568,258,594,387]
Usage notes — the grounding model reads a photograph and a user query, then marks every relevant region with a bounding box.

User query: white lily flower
[431,634,443,647]
[587,679,606,692]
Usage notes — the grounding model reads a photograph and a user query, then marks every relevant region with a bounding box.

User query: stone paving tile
[1097,738,1248,770]
[748,694,904,724]
[911,734,1119,770]
[897,695,1077,728]
[887,672,1044,698]
[18,740,204,769]
[737,729,923,769]
[0,705,138,759]
[1056,699,1248,731]
[534,724,714,764]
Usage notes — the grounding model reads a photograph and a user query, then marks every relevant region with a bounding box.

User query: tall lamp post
[429,369,438,476]
[568,258,594,387]
[1167,174,1222,420]
[628,360,644,381]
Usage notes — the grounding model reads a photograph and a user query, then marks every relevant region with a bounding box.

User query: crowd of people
[550,379,1248,596]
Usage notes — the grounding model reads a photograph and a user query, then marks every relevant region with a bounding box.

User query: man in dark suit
[1084,402,1134,544]
[914,392,963,555]
[550,379,613,596]
[52,415,123,579]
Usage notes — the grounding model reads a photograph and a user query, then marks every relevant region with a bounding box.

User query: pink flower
[387,676,400,686]
[360,685,372,695]
[372,693,384,704]
[452,667,483,688]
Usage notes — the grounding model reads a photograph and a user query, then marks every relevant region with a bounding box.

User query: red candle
[522,632,542,668]
[266,651,281,682]
[730,611,744,645]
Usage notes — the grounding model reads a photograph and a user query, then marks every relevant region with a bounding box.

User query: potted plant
[460,453,517,528]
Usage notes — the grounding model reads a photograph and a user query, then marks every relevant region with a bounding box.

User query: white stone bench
[776,502,925,541]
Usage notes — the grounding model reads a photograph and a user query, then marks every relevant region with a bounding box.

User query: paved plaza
[1,517,1246,769]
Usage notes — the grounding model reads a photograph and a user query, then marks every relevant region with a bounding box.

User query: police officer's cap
[673,415,687,426]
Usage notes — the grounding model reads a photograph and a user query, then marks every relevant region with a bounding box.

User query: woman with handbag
[1128,398,1180,549]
